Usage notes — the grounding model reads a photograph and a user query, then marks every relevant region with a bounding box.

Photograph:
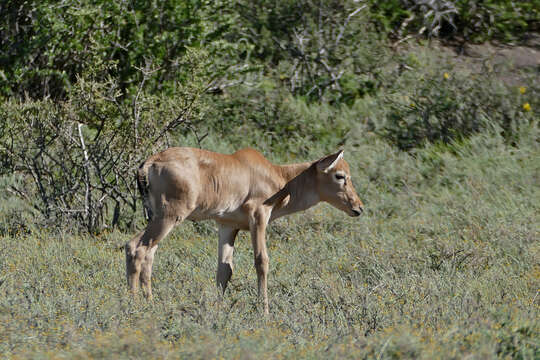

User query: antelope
[125,147,364,314]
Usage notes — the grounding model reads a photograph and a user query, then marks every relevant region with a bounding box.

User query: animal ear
[316,150,344,173]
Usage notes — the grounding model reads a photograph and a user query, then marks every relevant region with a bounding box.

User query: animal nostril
[352,208,363,217]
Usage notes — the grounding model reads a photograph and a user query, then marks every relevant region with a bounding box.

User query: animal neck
[269,161,320,216]
[278,161,313,183]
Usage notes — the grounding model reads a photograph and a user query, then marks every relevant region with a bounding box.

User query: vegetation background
[0,0,538,358]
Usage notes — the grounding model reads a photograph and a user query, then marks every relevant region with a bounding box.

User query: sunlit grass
[1,127,538,359]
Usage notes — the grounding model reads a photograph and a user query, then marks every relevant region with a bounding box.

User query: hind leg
[125,218,175,295]
[140,244,158,299]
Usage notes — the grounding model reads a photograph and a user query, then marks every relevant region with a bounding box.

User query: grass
[1,126,538,359]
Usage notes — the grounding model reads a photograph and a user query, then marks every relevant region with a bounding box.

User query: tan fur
[126,147,364,314]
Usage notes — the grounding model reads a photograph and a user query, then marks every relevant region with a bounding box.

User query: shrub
[0,51,210,232]
[204,81,351,157]
[0,0,232,99]
[232,0,390,102]
[368,0,458,38]
[456,0,540,42]
[367,0,540,42]
[378,68,538,150]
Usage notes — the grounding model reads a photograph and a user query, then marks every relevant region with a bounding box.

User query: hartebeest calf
[126,147,363,314]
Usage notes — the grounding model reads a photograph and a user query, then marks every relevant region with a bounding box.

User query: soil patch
[435,33,540,86]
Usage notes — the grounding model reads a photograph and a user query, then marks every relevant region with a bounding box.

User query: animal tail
[137,161,153,221]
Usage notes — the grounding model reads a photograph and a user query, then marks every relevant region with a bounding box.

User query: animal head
[315,150,364,217]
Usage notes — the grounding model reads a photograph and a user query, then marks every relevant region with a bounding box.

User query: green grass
[1,2,538,357]
[1,128,538,359]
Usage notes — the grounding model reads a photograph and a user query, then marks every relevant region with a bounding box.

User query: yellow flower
[523,102,531,112]
[443,72,450,80]
[519,86,526,94]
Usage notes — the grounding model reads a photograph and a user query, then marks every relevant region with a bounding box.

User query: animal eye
[335,174,346,181]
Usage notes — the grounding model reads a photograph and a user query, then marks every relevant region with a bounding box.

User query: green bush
[0,0,232,99]
[375,62,538,150]
[0,51,210,232]
[456,0,540,42]
[366,0,540,41]
[203,81,351,156]
[231,0,390,102]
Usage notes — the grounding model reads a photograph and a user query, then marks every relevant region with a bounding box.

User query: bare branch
[335,5,367,47]
[78,123,91,225]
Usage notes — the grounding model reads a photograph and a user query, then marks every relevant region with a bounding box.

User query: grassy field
[1,126,538,359]
[1,1,539,357]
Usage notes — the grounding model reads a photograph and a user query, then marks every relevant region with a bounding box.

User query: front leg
[216,225,239,293]
[248,207,271,315]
